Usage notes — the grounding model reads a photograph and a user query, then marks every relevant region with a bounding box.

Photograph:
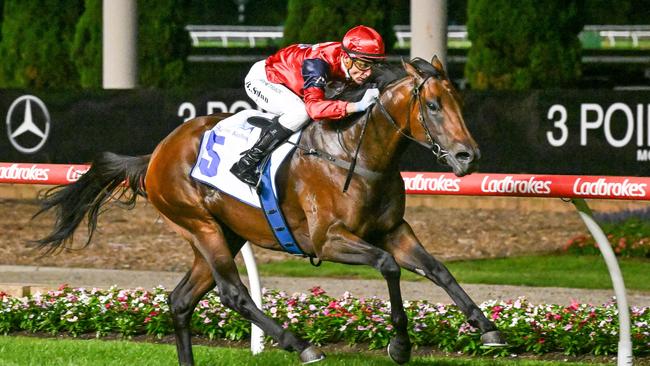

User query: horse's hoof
[300,346,326,364]
[387,337,411,364]
[481,330,507,347]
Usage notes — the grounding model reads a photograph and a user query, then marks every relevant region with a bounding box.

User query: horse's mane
[330,58,442,103]
[321,58,442,126]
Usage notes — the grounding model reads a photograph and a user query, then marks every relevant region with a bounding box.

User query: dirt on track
[0,196,597,272]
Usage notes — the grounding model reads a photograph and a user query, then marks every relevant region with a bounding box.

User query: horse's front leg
[318,222,411,364]
[380,221,507,346]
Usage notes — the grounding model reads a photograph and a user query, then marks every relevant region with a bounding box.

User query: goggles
[351,58,375,71]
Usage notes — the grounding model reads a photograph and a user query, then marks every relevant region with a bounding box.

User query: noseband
[374,76,450,165]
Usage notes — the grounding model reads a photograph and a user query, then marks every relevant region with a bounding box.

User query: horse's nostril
[455,151,472,162]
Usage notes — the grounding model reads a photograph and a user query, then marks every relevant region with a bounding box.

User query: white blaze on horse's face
[402,57,480,176]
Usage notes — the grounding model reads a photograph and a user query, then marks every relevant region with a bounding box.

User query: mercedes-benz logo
[5,95,51,154]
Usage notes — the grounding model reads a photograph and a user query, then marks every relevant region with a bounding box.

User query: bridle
[337,75,450,191]
[293,73,452,192]
[374,75,450,165]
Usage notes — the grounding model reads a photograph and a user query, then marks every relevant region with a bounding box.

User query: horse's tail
[32,152,150,255]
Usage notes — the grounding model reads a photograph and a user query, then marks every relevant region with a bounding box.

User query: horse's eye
[427,100,441,111]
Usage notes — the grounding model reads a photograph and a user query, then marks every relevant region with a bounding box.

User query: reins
[285,107,381,188]
[342,107,372,192]
[287,137,382,182]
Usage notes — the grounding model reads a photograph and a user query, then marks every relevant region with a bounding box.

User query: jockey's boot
[230,123,293,187]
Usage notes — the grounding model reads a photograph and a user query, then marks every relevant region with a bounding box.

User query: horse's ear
[430,55,447,79]
[402,58,424,85]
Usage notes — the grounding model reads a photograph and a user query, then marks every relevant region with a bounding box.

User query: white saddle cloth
[190,110,300,208]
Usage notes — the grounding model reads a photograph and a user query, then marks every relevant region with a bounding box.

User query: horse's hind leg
[381,222,506,346]
[189,227,324,363]
[168,253,215,366]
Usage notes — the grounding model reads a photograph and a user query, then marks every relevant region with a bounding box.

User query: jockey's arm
[302,59,350,120]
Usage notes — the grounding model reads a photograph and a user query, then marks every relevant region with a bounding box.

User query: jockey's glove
[350,88,380,113]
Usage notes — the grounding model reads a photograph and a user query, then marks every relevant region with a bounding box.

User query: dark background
[2,89,648,176]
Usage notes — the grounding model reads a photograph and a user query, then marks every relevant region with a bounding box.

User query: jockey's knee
[278,108,309,132]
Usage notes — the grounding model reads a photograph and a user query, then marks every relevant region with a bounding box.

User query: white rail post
[410,0,448,66]
[571,198,633,366]
[240,242,264,354]
[102,0,137,88]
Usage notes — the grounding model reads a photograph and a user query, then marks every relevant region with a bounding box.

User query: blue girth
[258,159,305,256]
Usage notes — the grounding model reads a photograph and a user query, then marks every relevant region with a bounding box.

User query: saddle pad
[190,110,300,208]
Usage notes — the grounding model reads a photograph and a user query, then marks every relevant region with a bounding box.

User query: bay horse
[34,57,505,365]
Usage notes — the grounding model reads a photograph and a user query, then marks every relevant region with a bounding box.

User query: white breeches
[244,60,310,132]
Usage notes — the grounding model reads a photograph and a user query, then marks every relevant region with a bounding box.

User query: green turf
[242,255,650,291]
[0,335,611,366]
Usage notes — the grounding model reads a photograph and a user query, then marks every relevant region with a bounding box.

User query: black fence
[1,89,649,176]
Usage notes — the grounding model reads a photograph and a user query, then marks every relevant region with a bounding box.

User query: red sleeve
[303,87,349,120]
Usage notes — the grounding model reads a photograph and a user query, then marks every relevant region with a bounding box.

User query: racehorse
[34,57,505,365]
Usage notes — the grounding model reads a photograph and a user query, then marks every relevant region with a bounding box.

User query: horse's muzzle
[446,146,480,177]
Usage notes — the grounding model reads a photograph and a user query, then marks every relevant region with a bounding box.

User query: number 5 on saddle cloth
[190,110,306,256]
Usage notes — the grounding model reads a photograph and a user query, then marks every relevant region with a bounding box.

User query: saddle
[246,115,278,130]
[190,110,306,256]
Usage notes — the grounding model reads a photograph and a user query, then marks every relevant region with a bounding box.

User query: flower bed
[566,217,650,258]
[1,285,648,356]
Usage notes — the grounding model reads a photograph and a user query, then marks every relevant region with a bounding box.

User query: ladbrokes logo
[480,176,552,195]
[66,166,89,182]
[0,164,49,181]
[403,174,460,192]
[573,178,647,198]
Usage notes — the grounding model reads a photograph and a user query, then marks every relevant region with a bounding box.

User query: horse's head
[376,56,480,176]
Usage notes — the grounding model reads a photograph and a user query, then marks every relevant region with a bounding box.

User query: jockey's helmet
[342,25,386,60]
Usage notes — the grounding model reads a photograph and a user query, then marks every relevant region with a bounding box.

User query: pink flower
[310,286,326,296]
[491,305,504,320]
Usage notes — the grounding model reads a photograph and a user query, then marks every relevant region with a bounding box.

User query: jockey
[230,25,386,187]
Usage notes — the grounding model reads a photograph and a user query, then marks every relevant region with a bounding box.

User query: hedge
[283,0,395,52]
[0,0,83,89]
[464,0,583,90]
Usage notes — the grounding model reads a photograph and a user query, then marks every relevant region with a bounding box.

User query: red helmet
[342,25,385,59]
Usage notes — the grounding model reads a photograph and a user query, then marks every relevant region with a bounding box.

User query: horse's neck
[302,100,407,174]
[362,98,411,171]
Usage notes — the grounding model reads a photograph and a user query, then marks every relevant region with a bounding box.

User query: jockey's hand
[349,88,380,113]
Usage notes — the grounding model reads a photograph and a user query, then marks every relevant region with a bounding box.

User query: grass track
[0,336,613,366]
[245,255,650,291]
